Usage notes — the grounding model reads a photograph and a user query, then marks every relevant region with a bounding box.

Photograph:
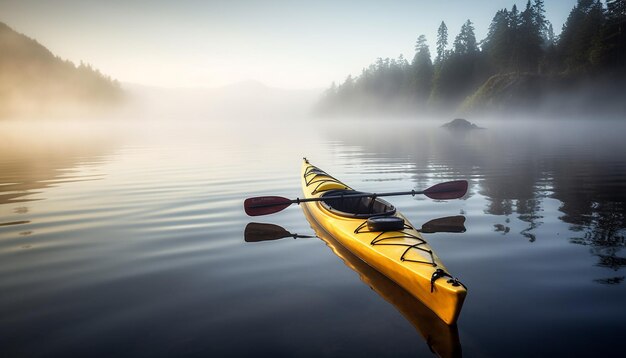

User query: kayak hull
[301,160,466,325]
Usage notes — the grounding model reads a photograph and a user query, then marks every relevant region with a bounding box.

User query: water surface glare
[0,118,625,357]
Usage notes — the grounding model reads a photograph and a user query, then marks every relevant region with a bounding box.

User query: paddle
[244,180,468,217]
[244,222,314,242]
[245,216,467,243]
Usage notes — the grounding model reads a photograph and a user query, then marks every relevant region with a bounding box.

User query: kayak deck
[300,159,467,325]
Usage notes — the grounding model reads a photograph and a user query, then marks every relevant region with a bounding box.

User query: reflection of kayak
[300,159,466,325]
[302,207,462,358]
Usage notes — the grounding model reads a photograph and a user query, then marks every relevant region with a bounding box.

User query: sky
[0,0,578,89]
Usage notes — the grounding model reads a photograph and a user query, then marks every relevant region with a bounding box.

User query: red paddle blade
[423,180,468,200]
[244,196,293,216]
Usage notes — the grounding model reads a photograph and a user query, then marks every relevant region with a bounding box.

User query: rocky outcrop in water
[441,118,484,130]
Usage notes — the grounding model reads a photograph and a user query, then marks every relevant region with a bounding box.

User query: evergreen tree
[412,35,434,101]
[518,0,543,71]
[337,74,355,102]
[541,22,558,73]
[415,35,428,54]
[484,9,513,72]
[607,0,626,18]
[558,0,606,73]
[508,4,523,71]
[432,20,481,105]
[602,0,626,69]
[510,4,520,27]
[436,21,449,64]
[532,0,550,42]
[453,20,478,55]
[547,23,555,45]
[386,56,409,97]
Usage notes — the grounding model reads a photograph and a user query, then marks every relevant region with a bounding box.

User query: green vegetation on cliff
[460,73,545,113]
[0,21,123,118]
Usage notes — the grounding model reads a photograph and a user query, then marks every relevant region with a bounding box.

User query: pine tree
[559,0,606,73]
[518,0,543,71]
[607,0,626,19]
[533,0,550,42]
[432,20,481,105]
[453,20,478,55]
[484,9,513,72]
[436,21,448,64]
[337,75,355,102]
[547,23,555,45]
[602,0,626,68]
[507,4,523,71]
[412,35,434,101]
[510,4,520,27]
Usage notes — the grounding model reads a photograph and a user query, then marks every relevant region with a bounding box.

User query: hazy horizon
[0,0,576,90]
[1,2,625,356]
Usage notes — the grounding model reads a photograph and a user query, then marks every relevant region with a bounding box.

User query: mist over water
[0,105,625,357]
[2,0,625,355]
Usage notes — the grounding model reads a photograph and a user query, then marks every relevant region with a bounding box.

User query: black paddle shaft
[249,190,420,208]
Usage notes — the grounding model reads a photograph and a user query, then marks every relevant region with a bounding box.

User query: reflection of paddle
[244,222,314,242]
[419,216,466,234]
[245,216,467,243]
[244,180,468,216]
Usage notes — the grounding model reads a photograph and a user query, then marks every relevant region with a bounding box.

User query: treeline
[0,21,123,118]
[317,0,626,116]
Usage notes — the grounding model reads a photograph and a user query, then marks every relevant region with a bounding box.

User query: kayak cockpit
[320,190,396,218]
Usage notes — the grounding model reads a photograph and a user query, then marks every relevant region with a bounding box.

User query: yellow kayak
[300,159,467,325]
[302,207,462,357]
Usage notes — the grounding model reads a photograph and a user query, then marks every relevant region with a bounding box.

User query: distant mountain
[124,80,321,120]
[0,21,123,118]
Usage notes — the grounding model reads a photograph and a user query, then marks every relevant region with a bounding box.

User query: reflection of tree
[594,276,624,285]
[0,148,110,206]
[0,124,115,206]
[480,152,626,277]
[518,198,543,242]
[476,154,545,241]
[1,160,91,205]
[325,121,626,283]
[551,160,626,276]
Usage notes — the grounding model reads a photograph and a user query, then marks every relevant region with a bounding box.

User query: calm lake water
[1,117,625,357]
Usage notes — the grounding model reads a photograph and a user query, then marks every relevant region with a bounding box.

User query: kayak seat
[320,190,396,218]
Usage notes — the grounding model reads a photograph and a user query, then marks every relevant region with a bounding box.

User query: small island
[441,118,484,130]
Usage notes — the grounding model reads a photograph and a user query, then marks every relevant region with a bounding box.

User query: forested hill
[0,21,123,118]
[317,0,626,117]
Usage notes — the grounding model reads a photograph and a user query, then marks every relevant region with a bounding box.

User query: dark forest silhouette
[0,22,122,118]
[317,0,626,116]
